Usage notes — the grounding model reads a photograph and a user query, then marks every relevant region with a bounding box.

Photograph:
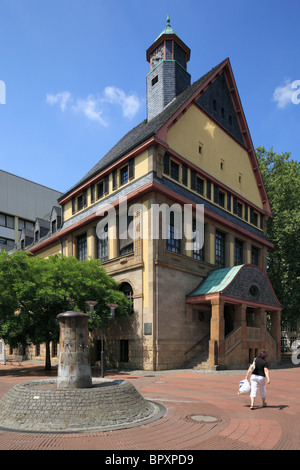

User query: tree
[0,251,131,370]
[256,146,300,324]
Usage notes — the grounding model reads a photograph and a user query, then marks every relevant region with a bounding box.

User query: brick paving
[0,361,299,451]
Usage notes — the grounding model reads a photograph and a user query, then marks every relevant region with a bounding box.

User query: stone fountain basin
[0,378,165,433]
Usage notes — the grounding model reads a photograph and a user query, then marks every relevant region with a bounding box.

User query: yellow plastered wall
[63,151,149,222]
[167,105,263,209]
[32,240,62,258]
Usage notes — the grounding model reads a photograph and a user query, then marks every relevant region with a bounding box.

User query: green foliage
[256,147,300,323]
[0,252,131,367]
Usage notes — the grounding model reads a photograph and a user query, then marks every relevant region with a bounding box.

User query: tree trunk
[45,339,52,370]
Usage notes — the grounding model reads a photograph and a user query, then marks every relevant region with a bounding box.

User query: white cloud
[272,79,294,108]
[72,95,108,126]
[46,86,141,125]
[46,91,71,111]
[104,86,141,118]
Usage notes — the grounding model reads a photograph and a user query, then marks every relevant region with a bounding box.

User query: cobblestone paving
[0,362,299,451]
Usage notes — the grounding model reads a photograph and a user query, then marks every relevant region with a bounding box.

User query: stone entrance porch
[186,264,281,369]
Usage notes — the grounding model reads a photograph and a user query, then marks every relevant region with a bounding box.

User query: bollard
[57,311,92,389]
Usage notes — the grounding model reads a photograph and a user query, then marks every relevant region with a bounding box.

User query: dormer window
[52,220,57,233]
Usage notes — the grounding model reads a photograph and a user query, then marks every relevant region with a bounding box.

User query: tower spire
[146,17,191,121]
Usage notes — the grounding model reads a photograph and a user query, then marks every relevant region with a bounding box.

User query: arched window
[119,282,134,315]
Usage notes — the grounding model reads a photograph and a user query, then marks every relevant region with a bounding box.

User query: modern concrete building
[19,19,281,370]
[0,170,62,251]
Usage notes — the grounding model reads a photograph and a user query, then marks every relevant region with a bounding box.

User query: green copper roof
[188,265,244,296]
[155,15,181,41]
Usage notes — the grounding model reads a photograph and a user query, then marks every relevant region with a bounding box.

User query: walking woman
[245,350,270,410]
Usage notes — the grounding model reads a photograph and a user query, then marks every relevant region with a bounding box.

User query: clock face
[151,44,164,67]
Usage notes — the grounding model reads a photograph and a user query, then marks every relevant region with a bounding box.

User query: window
[166,212,181,254]
[112,170,117,190]
[0,237,14,248]
[251,246,259,265]
[83,189,87,208]
[206,180,211,199]
[120,166,128,185]
[214,185,225,208]
[104,175,109,194]
[52,342,58,358]
[90,184,95,203]
[250,208,258,226]
[193,219,204,261]
[218,190,225,208]
[77,234,87,261]
[152,75,158,86]
[51,220,57,233]
[215,231,225,267]
[77,194,83,211]
[18,218,34,231]
[0,213,14,229]
[72,197,76,214]
[233,197,243,217]
[196,177,204,195]
[97,224,108,262]
[119,282,134,315]
[170,160,179,181]
[119,214,134,256]
[227,194,231,211]
[260,214,264,230]
[237,202,243,218]
[97,181,104,199]
[163,153,170,174]
[182,165,188,186]
[191,170,196,191]
[120,340,129,362]
[234,239,243,266]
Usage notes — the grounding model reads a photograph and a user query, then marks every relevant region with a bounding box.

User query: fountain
[0,311,165,433]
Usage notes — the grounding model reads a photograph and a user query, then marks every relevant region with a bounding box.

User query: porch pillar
[271,309,282,361]
[208,297,225,366]
[234,303,248,365]
[258,307,266,347]
[235,303,247,342]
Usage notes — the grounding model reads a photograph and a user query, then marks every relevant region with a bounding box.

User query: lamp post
[85,301,118,378]
[99,303,118,378]
[85,300,98,318]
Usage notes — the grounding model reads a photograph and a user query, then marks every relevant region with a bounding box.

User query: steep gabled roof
[59,60,225,202]
[59,58,272,216]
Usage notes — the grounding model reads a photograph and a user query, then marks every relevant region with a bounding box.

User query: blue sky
[0,0,299,194]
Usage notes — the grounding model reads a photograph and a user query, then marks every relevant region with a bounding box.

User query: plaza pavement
[0,360,299,452]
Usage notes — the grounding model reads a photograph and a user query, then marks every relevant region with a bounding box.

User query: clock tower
[146,16,191,121]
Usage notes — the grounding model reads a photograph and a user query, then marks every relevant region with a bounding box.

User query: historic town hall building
[16,18,281,370]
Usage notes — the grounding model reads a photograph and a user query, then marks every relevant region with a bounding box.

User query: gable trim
[156,58,272,217]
